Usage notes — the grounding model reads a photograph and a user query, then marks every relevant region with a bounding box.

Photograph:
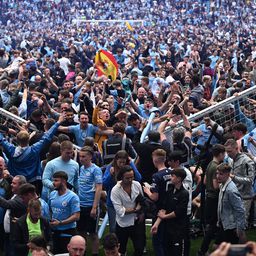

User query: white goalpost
[72,18,145,28]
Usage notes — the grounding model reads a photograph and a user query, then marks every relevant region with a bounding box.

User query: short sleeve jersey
[69,124,98,147]
[49,189,80,230]
[78,163,102,207]
[39,198,50,220]
[151,168,172,209]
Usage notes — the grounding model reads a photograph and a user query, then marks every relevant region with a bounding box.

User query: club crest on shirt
[62,201,68,207]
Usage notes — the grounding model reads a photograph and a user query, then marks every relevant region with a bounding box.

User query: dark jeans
[116,221,145,256]
[184,222,191,256]
[205,197,218,225]
[77,207,99,234]
[107,205,116,233]
[200,197,218,253]
[152,221,165,256]
[52,228,77,254]
[0,224,4,251]
[215,226,239,245]
[4,233,15,256]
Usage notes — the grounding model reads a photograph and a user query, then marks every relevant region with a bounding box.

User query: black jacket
[13,214,51,256]
[132,131,167,183]
[0,195,27,237]
[162,184,189,239]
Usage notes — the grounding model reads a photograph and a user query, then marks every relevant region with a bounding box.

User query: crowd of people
[0,0,256,255]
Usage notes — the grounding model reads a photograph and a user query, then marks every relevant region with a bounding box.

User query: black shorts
[77,206,99,234]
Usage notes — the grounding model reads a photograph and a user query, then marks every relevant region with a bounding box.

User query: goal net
[164,85,256,152]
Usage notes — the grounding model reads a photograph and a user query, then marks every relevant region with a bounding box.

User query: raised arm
[32,114,65,152]
[41,95,59,120]
[45,73,59,92]
[75,78,88,93]
[18,83,28,118]
[159,92,173,112]
[130,95,139,112]
[58,125,70,133]
[180,106,192,138]
[158,107,174,142]
[0,196,22,209]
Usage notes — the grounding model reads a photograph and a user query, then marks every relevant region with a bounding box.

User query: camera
[227,245,252,256]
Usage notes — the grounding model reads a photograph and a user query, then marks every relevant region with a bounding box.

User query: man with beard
[111,165,145,256]
[49,171,80,254]
[58,112,98,147]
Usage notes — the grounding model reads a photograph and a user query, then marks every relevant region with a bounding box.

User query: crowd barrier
[0,108,38,132]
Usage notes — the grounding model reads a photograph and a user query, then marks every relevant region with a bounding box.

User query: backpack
[173,140,191,166]
[102,136,127,165]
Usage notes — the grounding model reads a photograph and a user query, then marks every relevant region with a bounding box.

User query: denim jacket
[218,179,246,231]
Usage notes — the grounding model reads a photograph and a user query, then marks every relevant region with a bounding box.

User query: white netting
[164,86,256,143]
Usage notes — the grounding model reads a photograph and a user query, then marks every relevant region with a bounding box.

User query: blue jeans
[107,205,116,233]
[152,221,165,256]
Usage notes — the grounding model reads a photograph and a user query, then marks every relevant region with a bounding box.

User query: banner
[95,49,118,81]
[125,21,134,32]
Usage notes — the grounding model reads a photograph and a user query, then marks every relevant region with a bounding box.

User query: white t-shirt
[58,57,71,75]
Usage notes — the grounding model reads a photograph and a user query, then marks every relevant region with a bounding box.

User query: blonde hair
[152,149,166,162]
[17,131,30,145]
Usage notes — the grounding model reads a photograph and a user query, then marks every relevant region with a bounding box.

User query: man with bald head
[54,235,86,256]
[135,87,147,105]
